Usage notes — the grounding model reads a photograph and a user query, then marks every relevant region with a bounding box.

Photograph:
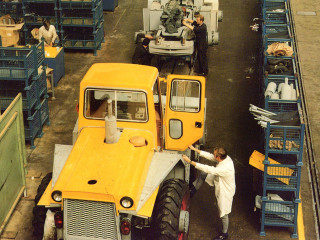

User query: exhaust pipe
[105,99,120,144]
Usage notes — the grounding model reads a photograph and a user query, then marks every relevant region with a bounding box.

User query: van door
[164,75,206,151]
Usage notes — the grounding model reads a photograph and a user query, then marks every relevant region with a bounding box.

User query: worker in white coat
[182,145,236,240]
[38,18,58,46]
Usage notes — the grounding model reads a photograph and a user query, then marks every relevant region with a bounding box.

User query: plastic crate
[0,2,23,18]
[264,55,296,78]
[39,96,50,126]
[0,47,35,81]
[61,21,104,55]
[0,80,39,111]
[263,24,292,40]
[264,76,300,113]
[24,108,42,148]
[260,199,299,237]
[60,0,100,9]
[265,121,305,156]
[34,67,47,97]
[264,163,301,192]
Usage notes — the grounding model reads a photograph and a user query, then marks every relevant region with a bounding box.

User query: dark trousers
[197,48,208,74]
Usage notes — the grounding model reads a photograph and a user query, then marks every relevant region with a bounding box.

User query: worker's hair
[198,14,204,22]
[214,147,227,160]
[142,38,150,46]
[42,18,50,26]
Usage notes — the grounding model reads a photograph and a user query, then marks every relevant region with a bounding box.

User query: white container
[278,83,284,93]
[265,82,277,97]
[291,84,297,100]
[271,92,280,99]
[280,78,291,100]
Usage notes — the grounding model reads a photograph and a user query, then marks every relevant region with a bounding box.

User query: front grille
[64,199,118,240]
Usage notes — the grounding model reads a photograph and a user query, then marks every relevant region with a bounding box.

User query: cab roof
[81,63,159,90]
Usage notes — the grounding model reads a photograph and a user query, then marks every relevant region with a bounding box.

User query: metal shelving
[258,0,305,238]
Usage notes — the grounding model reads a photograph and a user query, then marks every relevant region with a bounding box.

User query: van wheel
[150,179,190,240]
[32,172,52,240]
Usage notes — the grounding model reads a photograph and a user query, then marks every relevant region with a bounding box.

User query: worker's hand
[182,19,187,25]
[182,154,191,163]
[189,145,196,151]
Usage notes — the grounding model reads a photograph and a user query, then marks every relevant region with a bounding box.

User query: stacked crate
[22,0,60,45]
[0,1,23,20]
[59,0,104,56]
[259,0,305,238]
[0,41,49,148]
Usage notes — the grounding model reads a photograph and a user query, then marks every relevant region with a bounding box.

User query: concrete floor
[0,0,318,239]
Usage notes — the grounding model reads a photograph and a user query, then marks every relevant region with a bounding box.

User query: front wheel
[150,179,190,240]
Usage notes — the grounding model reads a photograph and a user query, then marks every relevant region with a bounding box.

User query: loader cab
[78,63,205,151]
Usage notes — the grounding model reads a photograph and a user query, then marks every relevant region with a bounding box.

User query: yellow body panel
[249,150,293,185]
[49,127,155,214]
[164,74,206,151]
[136,187,159,218]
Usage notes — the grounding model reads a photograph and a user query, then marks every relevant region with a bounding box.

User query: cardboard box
[0,23,24,47]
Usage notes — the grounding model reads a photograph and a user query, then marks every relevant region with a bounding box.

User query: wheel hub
[179,210,189,233]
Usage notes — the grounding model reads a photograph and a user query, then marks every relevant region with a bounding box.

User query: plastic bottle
[290,84,297,100]
[280,77,291,100]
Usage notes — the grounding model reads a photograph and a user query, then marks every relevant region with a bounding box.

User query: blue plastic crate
[264,163,301,192]
[39,96,50,126]
[264,55,296,78]
[264,76,300,113]
[0,2,23,18]
[61,21,104,55]
[263,24,292,40]
[24,108,42,148]
[60,1,103,27]
[0,47,35,81]
[260,198,299,238]
[60,0,100,9]
[0,80,39,111]
[33,68,47,97]
[265,120,305,156]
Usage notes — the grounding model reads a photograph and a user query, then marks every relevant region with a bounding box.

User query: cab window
[85,89,148,122]
[169,79,201,112]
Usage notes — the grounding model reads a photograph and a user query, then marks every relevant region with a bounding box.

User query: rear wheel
[150,179,190,240]
[32,172,52,240]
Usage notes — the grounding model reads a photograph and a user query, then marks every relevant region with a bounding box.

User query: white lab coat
[38,25,58,45]
[195,150,236,217]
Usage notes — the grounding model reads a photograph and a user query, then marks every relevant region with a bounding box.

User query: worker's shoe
[213,233,228,240]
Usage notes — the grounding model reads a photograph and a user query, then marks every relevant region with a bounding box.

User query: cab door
[164,75,206,151]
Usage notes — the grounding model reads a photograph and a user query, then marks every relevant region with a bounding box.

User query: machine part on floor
[34,63,206,239]
[136,0,222,57]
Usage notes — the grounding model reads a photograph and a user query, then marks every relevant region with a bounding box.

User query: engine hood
[52,127,155,212]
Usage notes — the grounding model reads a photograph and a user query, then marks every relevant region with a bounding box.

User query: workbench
[44,47,65,87]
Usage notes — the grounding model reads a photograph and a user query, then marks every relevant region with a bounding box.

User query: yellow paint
[137,187,159,218]
[164,74,206,151]
[249,150,293,185]
[298,193,305,240]
[45,128,155,215]
[44,46,62,58]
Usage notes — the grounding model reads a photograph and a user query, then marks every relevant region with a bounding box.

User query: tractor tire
[32,172,52,240]
[150,179,190,240]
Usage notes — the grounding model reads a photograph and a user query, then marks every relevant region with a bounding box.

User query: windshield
[84,89,148,122]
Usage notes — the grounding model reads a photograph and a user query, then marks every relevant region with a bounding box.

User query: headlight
[120,197,133,208]
[51,191,62,202]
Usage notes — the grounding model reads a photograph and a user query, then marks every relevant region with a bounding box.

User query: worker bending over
[182,145,236,240]
[182,14,208,76]
[39,18,58,46]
